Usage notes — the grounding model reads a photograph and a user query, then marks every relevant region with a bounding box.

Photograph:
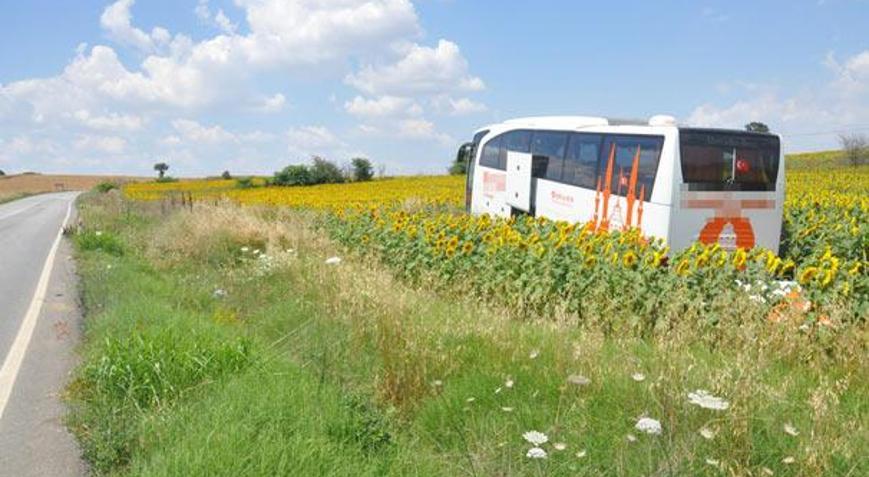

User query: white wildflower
[432,379,443,387]
[699,427,716,440]
[501,407,514,412]
[212,288,227,299]
[494,387,502,394]
[626,434,637,442]
[688,390,730,411]
[749,294,767,304]
[526,447,547,459]
[324,256,342,265]
[575,449,587,458]
[522,431,548,446]
[631,372,646,382]
[553,442,567,451]
[529,349,540,359]
[782,456,795,464]
[783,423,799,436]
[762,467,774,476]
[95,230,103,236]
[705,458,720,467]
[466,397,475,403]
[505,378,514,389]
[567,374,591,386]
[253,249,261,255]
[240,246,249,252]
[635,417,662,435]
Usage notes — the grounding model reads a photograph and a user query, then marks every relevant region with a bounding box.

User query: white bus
[459,115,784,253]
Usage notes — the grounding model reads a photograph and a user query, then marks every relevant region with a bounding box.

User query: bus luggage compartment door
[505,151,534,212]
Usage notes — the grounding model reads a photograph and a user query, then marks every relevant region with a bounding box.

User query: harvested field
[0,174,144,202]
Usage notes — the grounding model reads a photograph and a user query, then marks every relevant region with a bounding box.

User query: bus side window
[480,135,502,169]
[532,131,568,181]
[505,130,532,153]
[563,133,602,189]
[504,130,532,170]
[601,135,664,198]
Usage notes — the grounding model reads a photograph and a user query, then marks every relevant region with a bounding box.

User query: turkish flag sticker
[735,159,750,173]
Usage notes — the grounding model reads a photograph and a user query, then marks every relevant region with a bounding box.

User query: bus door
[503,130,546,215]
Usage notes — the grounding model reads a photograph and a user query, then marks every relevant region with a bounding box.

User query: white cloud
[686,49,869,151]
[252,93,286,113]
[1,136,57,156]
[344,95,422,117]
[285,125,362,160]
[0,0,480,174]
[195,0,238,34]
[160,135,183,146]
[72,110,144,131]
[194,0,211,22]
[214,10,238,34]
[431,96,487,116]
[397,118,453,144]
[235,0,421,66]
[825,50,869,96]
[286,125,342,150]
[1,44,214,115]
[171,118,236,144]
[100,0,169,52]
[346,39,484,96]
[74,135,127,154]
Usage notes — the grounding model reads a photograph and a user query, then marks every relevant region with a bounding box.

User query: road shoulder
[0,235,87,476]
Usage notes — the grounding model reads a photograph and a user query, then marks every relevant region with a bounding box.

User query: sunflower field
[123,153,868,325]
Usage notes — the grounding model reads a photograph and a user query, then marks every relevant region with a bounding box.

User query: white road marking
[0,198,74,420]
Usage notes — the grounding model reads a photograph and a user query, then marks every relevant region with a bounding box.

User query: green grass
[66,193,867,476]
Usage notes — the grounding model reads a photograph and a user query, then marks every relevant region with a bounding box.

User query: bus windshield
[679,129,780,191]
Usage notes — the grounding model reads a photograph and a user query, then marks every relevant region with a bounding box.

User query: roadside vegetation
[67,150,866,475]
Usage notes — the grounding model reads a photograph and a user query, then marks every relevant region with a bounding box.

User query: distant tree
[449,142,473,175]
[0,169,5,176]
[351,157,374,181]
[153,162,169,179]
[839,133,869,167]
[274,164,313,186]
[221,170,232,180]
[309,156,345,184]
[745,122,770,133]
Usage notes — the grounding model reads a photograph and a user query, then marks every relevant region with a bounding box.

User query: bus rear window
[679,129,780,191]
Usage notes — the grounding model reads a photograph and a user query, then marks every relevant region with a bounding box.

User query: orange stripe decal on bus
[624,145,640,230]
[698,217,756,249]
[598,142,616,231]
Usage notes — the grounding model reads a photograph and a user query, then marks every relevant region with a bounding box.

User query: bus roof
[479,115,679,133]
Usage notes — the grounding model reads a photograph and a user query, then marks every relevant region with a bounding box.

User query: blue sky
[1,0,867,176]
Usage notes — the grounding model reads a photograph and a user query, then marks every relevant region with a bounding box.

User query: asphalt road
[0,193,86,476]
